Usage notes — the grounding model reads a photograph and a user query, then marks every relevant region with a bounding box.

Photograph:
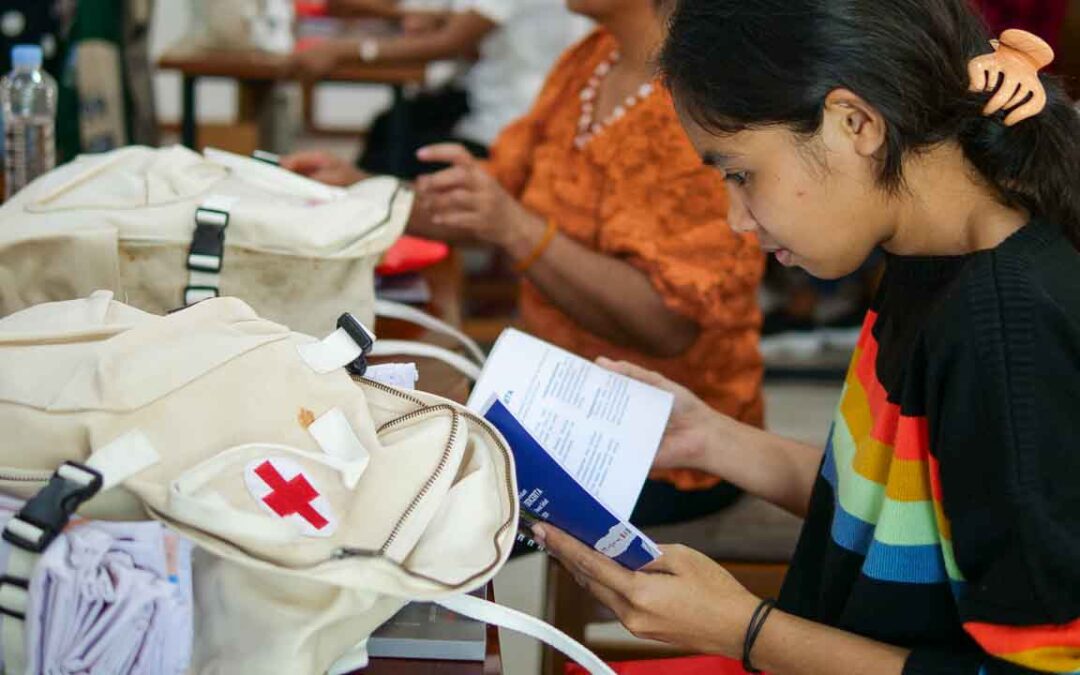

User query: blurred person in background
[287,0,765,527]
[291,0,590,177]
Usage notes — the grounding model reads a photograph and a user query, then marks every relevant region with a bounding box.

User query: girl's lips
[774,248,795,266]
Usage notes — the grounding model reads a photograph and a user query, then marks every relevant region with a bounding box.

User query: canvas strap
[0,432,159,675]
[435,594,616,675]
[373,299,486,366]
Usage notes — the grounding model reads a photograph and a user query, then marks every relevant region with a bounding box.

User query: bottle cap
[11,45,43,70]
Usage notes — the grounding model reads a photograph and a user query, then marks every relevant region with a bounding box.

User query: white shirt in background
[451,0,592,146]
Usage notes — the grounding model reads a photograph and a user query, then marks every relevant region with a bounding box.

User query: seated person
[536,1,1080,673]
[292,0,591,177]
[286,0,765,527]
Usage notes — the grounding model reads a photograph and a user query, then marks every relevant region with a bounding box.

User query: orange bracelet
[513,218,558,274]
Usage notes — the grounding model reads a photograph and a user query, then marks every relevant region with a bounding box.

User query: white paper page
[468,329,673,519]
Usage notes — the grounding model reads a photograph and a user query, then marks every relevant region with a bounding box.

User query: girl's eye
[724,171,749,187]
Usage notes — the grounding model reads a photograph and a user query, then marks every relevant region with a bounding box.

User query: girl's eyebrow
[701,151,738,167]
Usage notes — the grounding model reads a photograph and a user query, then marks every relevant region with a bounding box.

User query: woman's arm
[412,144,700,357]
[325,0,403,19]
[501,211,700,357]
[292,12,495,78]
[358,11,495,62]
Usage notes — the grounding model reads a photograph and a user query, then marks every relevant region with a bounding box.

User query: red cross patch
[244,457,337,537]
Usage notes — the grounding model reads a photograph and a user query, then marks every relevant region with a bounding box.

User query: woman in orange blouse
[288,0,764,524]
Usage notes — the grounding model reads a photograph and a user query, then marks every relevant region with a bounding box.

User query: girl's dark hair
[658,0,1080,248]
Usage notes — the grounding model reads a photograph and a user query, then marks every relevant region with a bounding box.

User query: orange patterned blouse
[486,29,765,490]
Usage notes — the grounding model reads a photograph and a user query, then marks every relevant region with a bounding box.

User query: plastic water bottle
[2,45,58,200]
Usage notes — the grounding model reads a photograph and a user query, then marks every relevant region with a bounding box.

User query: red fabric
[565,656,752,675]
[970,0,1069,50]
[294,1,329,19]
[376,236,450,276]
[254,461,328,530]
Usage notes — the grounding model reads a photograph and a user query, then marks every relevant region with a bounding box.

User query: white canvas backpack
[0,292,613,674]
[0,145,407,336]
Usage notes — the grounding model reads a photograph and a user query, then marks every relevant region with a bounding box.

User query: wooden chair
[542,494,803,675]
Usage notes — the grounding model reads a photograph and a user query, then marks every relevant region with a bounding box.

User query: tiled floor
[493,379,844,675]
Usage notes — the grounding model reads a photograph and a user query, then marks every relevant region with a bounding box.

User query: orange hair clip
[968,29,1055,126]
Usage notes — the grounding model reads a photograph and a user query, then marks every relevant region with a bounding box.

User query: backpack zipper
[0,468,53,483]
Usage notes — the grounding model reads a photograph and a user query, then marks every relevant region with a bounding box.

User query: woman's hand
[291,39,351,81]
[413,143,540,250]
[280,151,368,187]
[535,523,758,656]
[596,358,726,472]
[401,11,447,34]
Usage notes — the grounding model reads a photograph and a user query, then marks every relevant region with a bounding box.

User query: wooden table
[367,251,502,674]
[157,45,427,173]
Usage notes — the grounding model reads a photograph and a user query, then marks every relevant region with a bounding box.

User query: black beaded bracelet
[742,597,777,674]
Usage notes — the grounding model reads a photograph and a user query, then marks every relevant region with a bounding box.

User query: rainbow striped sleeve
[966,618,1080,673]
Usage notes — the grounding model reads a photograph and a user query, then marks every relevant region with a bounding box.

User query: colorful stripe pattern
[966,619,1080,673]
[825,311,1080,673]
[823,310,962,587]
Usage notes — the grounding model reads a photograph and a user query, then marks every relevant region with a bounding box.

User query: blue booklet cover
[483,398,662,570]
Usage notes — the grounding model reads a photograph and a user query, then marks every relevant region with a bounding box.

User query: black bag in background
[358,86,488,179]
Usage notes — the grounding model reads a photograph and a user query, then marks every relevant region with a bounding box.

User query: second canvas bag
[0,145,409,335]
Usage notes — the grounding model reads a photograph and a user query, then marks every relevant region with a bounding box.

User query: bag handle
[373,299,487,366]
[369,340,482,382]
[436,594,617,675]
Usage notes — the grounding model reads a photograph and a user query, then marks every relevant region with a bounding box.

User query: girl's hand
[596,358,725,472]
[535,523,758,656]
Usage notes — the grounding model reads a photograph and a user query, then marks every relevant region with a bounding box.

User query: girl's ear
[822,88,887,159]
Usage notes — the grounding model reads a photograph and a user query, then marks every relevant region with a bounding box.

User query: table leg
[181,75,197,149]
[239,80,281,153]
[387,84,410,176]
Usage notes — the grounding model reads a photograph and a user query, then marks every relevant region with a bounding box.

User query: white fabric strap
[184,286,219,305]
[373,300,486,367]
[369,341,482,382]
[435,594,616,675]
[0,433,158,675]
[188,270,221,289]
[297,327,371,374]
[85,429,161,491]
[307,408,371,489]
[187,253,223,273]
[1,547,35,675]
[200,194,239,214]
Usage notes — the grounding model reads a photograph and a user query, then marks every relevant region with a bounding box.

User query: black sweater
[777,218,1080,674]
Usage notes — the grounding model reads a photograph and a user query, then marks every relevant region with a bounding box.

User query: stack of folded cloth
[0,495,193,674]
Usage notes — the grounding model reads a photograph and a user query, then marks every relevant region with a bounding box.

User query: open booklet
[467,329,674,570]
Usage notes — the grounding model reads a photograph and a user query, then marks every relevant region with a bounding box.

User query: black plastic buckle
[2,462,103,553]
[338,313,375,376]
[187,207,230,273]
